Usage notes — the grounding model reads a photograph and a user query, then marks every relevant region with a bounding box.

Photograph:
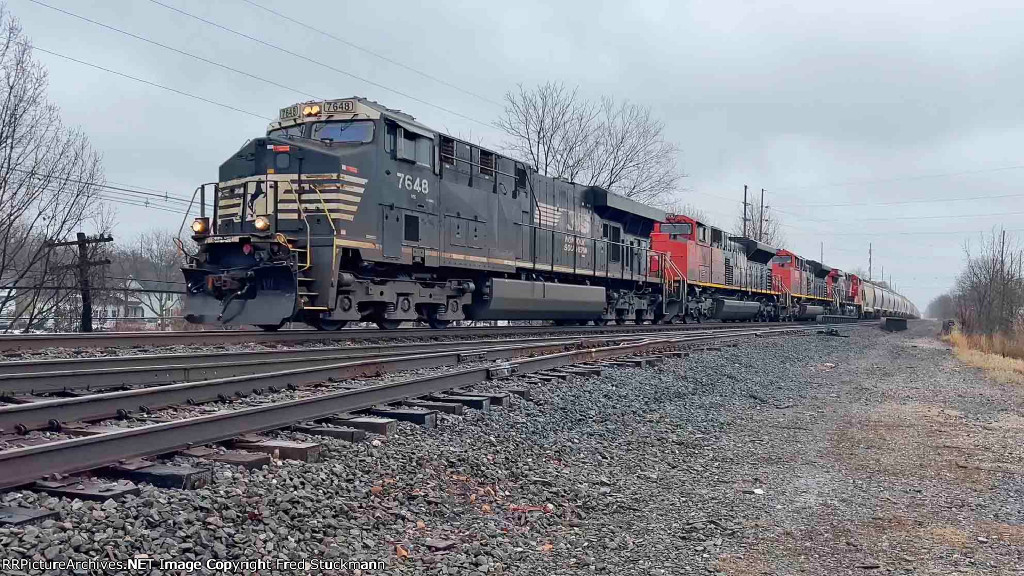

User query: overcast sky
[11,0,1024,310]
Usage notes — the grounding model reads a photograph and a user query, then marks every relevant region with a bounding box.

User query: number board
[279,105,299,120]
[322,100,356,114]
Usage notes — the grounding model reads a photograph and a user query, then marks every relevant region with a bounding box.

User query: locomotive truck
[180,97,917,329]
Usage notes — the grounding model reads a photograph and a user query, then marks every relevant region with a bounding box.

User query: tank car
[181,98,686,330]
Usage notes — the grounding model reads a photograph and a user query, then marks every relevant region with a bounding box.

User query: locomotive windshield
[662,223,692,237]
[311,120,374,143]
[268,125,303,139]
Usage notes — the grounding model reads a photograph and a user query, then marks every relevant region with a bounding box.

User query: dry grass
[980,522,1024,546]
[946,331,1024,385]
[948,331,1024,360]
[924,525,970,548]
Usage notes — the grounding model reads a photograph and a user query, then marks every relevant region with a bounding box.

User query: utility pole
[820,241,823,262]
[758,188,765,242]
[868,243,872,281]
[742,185,750,238]
[1000,229,1006,331]
[48,233,113,333]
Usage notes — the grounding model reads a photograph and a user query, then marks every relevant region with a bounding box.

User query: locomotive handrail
[283,181,313,271]
[309,183,338,235]
[518,221,672,284]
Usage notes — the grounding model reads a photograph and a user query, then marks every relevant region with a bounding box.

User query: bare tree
[926,293,956,320]
[662,200,713,227]
[953,229,1024,335]
[0,7,104,332]
[497,82,681,204]
[733,202,786,248]
[112,230,184,330]
[847,266,868,279]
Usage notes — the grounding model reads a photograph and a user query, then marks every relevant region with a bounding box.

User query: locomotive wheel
[376,319,402,330]
[614,316,627,325]
[310,318,347,331]
[257,321,285,332]
[425,309,450,329]
[594,319,610,326]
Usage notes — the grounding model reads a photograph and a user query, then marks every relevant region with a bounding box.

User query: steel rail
[0,320,820,351]
[0,325,783,433]
[0,325,771,394]
[0,325,822,489]
[0,334,653,394]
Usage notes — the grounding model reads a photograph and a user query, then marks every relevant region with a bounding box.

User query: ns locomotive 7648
[181,98,687,330]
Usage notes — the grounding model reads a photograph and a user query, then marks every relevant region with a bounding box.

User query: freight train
[180,97,918,330]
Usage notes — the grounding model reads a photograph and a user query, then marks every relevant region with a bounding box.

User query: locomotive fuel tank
[712,299,761,321]
[467,278,606,321]
[797,304,825,320]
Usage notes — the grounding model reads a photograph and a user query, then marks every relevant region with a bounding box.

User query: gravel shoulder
[2,321,1020,575]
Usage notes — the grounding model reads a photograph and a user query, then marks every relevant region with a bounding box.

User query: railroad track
[0,322,860,490]
[0,333,663,395]
[0,319,835,352]
[0,326,774,432]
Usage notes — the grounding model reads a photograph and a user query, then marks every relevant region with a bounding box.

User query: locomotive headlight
[191,217,210,235]
[301,104,321,117]
[253,215,271,231]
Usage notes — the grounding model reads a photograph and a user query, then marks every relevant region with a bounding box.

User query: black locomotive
[182,98,685,330]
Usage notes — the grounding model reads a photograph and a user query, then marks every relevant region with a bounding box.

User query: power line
[791,210,1024,224]
[14,167,193,205]
[145,0,492,129]
[238,0,502,108]
[27,0,322,102]
[789,227,1024,237]
[28,43,271,120]
[13,172,196,215]
[97,193,195,215]
[772,163,1024,193]
[777,191,1024,209]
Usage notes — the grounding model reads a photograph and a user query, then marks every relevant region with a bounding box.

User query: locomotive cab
[182,98,387,328]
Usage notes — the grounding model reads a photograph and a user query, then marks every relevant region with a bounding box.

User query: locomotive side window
[415,137,432,168]
[515,164,527,195]
[710,228,723,248]
[404,214,420,242]
[396,128,432,167]
[697,224,709,244]
[604,224,622,262]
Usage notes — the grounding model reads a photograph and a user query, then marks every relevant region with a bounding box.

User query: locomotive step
[298,291,319,297]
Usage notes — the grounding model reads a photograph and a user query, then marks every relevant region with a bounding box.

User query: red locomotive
[649,214,917,322]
